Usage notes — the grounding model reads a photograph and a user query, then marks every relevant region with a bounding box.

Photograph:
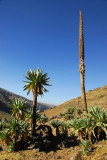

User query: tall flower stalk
[79,10,87,112]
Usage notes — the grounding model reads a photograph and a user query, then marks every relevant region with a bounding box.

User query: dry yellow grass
[0,141,106,160]
[43,85,107,118]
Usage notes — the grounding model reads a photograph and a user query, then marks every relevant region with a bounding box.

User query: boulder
[70,151,82,160]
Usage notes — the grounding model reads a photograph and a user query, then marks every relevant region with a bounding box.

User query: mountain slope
[0,88,54,117]
[43,85,107,118]
[0,85,107,160]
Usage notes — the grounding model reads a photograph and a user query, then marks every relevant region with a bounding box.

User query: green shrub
[20,121,30,140]
[10,98,28,120]
[0,129,10,142]
[70,118,86,140]
[70,116,96,142]
[65,106,75,115]
[77,108,83,115]
[8,118,22,138]
[64,106,75,120]
[88,106,107,139]
[88,106,107,124]
[8,141,14,152]
[61,122,69,137]
[0,119,8,131]
[37,114,48,124]
[64,114,73,120]
[81,139,92,155]
[51,120,62,128]
[69,106,107,142]
[51,120,62,137]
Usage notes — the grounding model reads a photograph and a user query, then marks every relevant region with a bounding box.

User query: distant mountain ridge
[0,88,54,115]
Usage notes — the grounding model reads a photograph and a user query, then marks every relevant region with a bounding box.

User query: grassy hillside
[0,85,106,160]
[43,85,107,118]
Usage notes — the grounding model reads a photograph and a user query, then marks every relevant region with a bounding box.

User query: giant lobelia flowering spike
[79,10,87,112]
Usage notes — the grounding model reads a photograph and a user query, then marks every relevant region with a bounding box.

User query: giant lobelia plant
[79,10,87,112]
[24,68,51,135]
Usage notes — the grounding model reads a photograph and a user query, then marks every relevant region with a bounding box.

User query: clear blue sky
[0,0,107,105]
